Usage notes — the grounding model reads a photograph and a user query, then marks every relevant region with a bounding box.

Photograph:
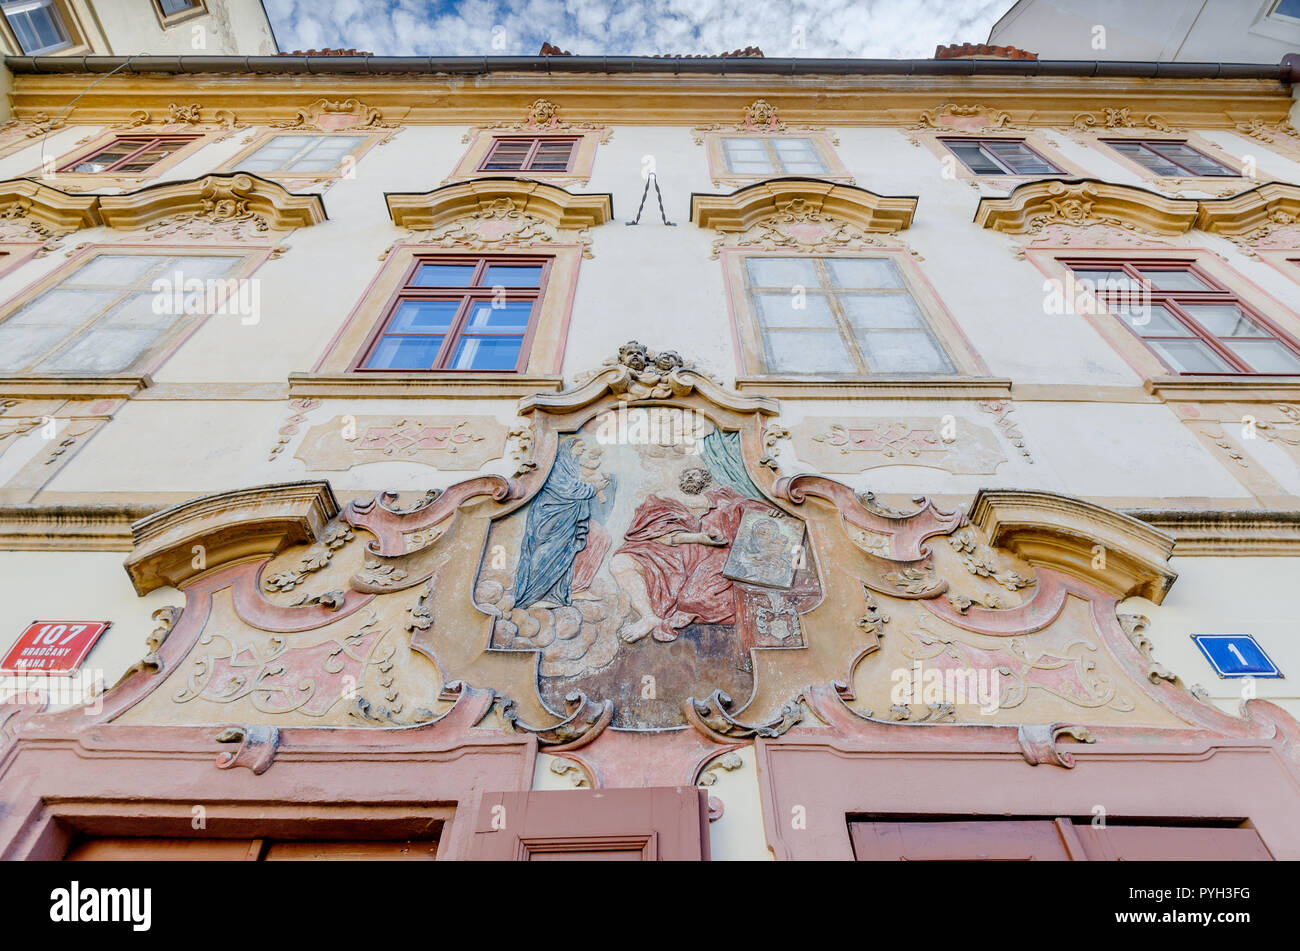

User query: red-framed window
[938,137,1063,175]
[354,255,551,372]
[1064,259,1300,374]
[1100,139,1237,177]
[59,135,199,174]
[477,137,580,173]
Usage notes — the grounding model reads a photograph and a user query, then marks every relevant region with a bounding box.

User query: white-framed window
[2,0,70,54]
[237,134,368,174]
[158,0,198,13]
[0,253,245,374]
[742,256,955,375]
[722,137,828,175]
[1272,0,1300,22]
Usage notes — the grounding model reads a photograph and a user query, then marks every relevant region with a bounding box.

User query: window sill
[0,374,152,400]
[1145,375,1300,402]
[288,372,564,399]
[733,376,1012,400]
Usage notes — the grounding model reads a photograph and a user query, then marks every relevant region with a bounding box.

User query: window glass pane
[856,328,953,373]
[67,255,161,287]
[481,265,542,287]
[411,264,476,287]
[5,4,69,54]
[98,291,177,330]
[386,300,458,333]
[745,257,817,288]
[1146,338,1233,373]
[366,336,444,370]
[6,289,118,326]
[1123,304,1193,338]
[449,335,522,370]
[1149,143,1234,176]
[986,141,1057,174]
[1071,268,1138,293]
[160,0,197,13]
[163,256,242,282]
[754,292,835,329]
[945,141,1005,174]
[724,138,774,173]
[762,329,853,373]
[1110,142,1182,176]
[40,327,161,373]
[0,324,67,370]
[1224,339,1300,373]
[1136,268,1211,291]
[463,301,532,332]
[839,293,925,329]
[1182,304,1266,337]
[827,258,903,289]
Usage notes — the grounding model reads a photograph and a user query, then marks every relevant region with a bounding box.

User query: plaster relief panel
[795,416,1006,475]
[293,414,508,472]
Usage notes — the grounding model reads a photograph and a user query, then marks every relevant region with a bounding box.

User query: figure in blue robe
[513,437,598,607]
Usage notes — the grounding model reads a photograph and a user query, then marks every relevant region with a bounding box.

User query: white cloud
[265,0,1016,58]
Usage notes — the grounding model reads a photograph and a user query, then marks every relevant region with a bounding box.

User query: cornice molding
[1127,509,1300,557]
[1144,376,1300,403]
[6,73,1292,130]
[0,502,160,551]
[968,489,1178,604]
[974,179,1199,236]
[692,178,917,234]
[0,374,151,400]
[97,173,327,231]
[0,178,101,232]
[385,178,613,231]
[733,376,1013,400]
[1195,181,1300,240]
[123,481,340,596]
[287,372,564,399]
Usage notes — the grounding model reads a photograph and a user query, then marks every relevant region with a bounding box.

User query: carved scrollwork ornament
[499,689,614,748]
[683,689,803,740]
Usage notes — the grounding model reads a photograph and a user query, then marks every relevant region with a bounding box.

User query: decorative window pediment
[691,179,918,258]
[96,172,328,233]
[461,98,611,145]
[385,178,612,257]
[0,178,100,237]
[909,102,1025,133]
[1196,181,1300,252]
[691,99,836,144]
[974,179,1199,236]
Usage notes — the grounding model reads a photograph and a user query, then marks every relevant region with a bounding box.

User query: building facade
[0,47,1299,860]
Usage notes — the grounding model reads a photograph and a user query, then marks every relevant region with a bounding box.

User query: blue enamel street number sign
[1191,634,1282,679]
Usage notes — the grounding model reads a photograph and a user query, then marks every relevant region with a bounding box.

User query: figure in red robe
[611,466,771,643]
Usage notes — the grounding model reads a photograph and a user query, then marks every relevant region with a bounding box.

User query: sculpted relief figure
[611,465,776,643]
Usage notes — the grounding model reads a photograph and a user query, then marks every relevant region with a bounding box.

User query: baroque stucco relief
[793,415,1007,475]
[19,342,1292,790]
[292,414,508,472]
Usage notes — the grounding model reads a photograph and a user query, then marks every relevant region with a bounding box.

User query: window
[477,137,580,173]
[940,137,1063,175]
[2,0,70,53]
[742,256,954,375]
[157,0,198,14]
[721,137,828,175]
[237,134,368,174]
[0,253,244,374]
[59,135,198,174]
[1101,139,1237,177]
[1273,0,1300,20]
[357,256,549,372]
[1066,261,1300,374]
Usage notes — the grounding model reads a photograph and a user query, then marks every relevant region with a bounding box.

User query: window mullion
[105,138,160,172]
[434,294,476,370]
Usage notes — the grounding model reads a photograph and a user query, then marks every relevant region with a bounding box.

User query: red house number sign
[1,621,111,674]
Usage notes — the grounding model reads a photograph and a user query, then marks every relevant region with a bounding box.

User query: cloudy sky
[264,0,1016,58]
